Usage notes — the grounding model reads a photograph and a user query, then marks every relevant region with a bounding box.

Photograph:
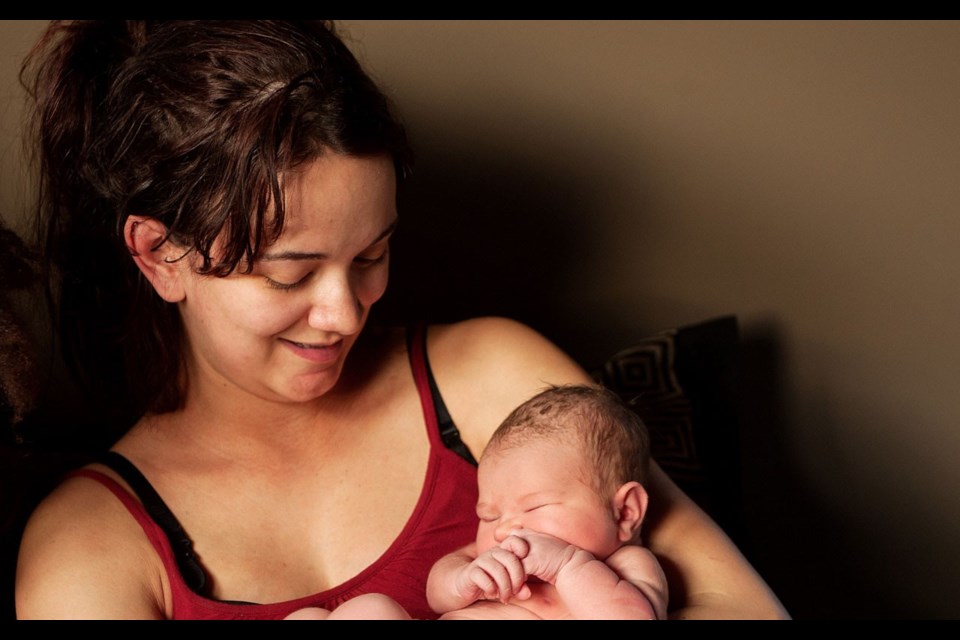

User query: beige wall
[0,21,44,237]
[3,20,959,618]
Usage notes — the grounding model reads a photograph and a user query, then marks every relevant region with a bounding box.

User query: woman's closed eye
[264,272,312,291]
[353,247,389,268]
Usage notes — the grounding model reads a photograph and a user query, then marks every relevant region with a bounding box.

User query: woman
[14,20,788,619]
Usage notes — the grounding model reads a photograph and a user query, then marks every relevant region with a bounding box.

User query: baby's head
[475,384,652,555]
[484,383,651,499]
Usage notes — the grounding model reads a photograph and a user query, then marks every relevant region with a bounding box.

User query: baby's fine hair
[486,384,651,498]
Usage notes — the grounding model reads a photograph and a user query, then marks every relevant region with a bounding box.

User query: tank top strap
[66,467,184,589]
[93,451,210,595]
[406,323,478,466]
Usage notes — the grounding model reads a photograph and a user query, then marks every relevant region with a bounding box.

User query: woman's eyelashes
[264,274,310,291]
[353,248,389,267]
[260,247,389,291]
[256,262,314,290]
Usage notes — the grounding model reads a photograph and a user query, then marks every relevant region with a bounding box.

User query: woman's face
[177,153,397,404]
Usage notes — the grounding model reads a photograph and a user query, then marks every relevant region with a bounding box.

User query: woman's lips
[280,338,343,363]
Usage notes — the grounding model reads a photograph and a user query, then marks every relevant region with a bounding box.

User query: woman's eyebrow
[261,218,398,262]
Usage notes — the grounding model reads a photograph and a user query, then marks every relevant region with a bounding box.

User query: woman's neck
[123,327,402,469]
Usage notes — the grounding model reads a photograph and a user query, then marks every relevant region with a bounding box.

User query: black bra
[405,323,477,467]
[96,323,476,598]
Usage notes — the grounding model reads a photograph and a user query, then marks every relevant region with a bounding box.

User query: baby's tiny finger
[500,533,531,559]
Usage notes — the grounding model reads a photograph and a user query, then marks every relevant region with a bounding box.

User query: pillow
[592,315,744,543]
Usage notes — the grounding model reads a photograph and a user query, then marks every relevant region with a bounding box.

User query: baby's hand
[455,546,532,604]
[502,529,580,585]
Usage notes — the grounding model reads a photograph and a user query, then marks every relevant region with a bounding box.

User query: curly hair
[0,221,39,433]
[20,21,412,445]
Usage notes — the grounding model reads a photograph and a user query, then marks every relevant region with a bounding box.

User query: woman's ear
[612,481,649,544]
[124,215,187,303]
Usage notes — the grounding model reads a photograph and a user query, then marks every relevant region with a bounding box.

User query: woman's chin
[282,365,347,402]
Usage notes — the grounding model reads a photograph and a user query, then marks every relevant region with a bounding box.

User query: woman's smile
[280,337,344,364]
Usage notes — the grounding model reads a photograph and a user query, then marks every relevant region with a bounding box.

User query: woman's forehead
[258,154,396,249]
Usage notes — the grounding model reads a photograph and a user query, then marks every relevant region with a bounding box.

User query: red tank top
[69,325,479,619]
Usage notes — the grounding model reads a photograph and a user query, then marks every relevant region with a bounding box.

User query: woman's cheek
[358,265,389,307]
[234,290,308,335]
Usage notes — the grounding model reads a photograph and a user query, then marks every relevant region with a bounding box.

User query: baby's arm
[604,544,670,620]
[426,542,530,614]
[511,530,667,620]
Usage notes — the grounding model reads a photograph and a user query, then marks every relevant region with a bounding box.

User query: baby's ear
[612,481,649,543]
[124,215,188,303]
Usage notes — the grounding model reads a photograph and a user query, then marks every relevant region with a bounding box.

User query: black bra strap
[97,451,209,595]
[407,324,478,467]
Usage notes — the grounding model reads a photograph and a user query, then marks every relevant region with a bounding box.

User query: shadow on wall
[374,134,929,619]
[371,140,605,349]
[372,125,671,369]
[737,324,928,619]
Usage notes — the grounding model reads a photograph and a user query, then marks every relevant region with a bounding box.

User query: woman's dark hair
[0,220,39,434]
[20,20,412,446]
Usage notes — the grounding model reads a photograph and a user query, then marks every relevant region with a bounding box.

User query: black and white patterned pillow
[593,315,743,540]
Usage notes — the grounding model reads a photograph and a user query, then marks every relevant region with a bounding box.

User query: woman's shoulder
[15,467,166,618]
[429,316,590,385]
[425,317,594,453]
[427,316,567,365]
[364,316,583,373]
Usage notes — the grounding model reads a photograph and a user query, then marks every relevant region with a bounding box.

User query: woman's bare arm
[433,316,789,620]
[643,461,790,619]
[15,475,167,619]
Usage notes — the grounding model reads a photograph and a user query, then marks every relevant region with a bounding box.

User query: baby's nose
[494,516,521,542]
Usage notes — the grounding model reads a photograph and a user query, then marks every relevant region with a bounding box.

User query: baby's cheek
[475,525,497,555]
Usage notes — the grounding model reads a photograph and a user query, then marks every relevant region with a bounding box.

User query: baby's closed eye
[476,510,499,523]
[526,502,558,513]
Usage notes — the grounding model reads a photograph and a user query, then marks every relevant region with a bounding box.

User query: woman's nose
[307,271,363,336]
